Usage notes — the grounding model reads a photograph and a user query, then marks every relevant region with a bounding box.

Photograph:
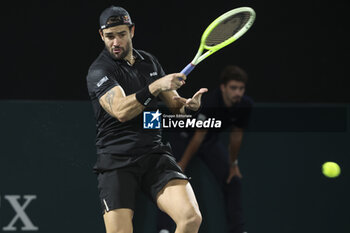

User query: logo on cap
[123,15,131,24]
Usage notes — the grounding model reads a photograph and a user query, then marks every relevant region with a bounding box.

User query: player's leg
[156,179,202,233]
[97,167,139,233]
[103,209,134,233]
[156,131,191,233]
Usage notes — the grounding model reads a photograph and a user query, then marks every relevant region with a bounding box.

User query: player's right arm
[99,73,186,122]
[99,85,142,122]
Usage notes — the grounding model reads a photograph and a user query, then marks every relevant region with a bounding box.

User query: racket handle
[180,63,195,76]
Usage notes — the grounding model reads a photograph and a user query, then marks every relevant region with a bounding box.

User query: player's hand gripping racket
[180,7,256,77]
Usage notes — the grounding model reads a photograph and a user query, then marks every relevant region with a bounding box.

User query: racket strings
[205,12,251,47]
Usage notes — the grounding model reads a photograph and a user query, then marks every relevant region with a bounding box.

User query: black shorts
[97,153,188,214]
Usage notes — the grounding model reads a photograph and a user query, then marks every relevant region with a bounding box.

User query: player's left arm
[227,126,244,182]
[159,89,208,114]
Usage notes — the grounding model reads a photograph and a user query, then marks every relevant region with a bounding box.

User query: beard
[108,41,131,60]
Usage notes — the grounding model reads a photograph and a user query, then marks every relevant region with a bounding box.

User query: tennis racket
[180,7,256,76]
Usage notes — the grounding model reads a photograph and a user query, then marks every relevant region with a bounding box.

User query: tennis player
[86,6,206,233]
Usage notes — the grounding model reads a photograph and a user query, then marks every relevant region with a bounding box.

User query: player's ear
[99,29,105,41]
[130,25,135,38]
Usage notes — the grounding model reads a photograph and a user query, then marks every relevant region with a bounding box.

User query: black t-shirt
[86,48,169,172]
[198,87,253,143]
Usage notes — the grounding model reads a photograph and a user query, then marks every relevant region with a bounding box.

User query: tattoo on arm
[105,90,115,113]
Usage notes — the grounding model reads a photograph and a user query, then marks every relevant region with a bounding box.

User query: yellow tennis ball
[322,162,341,178]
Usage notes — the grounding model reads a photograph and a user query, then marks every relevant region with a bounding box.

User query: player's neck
[124,48,135,66]
[124,54,135,66]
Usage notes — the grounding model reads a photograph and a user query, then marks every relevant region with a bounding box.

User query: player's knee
[177,208,202,232]
[104,211,133,233]
[105,220,132,233]
[188,211,202,229]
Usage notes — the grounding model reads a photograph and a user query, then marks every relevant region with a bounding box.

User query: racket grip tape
[180,63,195,76]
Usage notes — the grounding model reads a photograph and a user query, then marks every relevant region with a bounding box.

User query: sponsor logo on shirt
[149,71,158,77]
[97,76,109,87]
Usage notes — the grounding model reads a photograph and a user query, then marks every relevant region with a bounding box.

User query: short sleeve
[86,68,119,99]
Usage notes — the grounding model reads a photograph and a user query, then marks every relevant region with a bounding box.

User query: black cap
[99,6,133,30]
